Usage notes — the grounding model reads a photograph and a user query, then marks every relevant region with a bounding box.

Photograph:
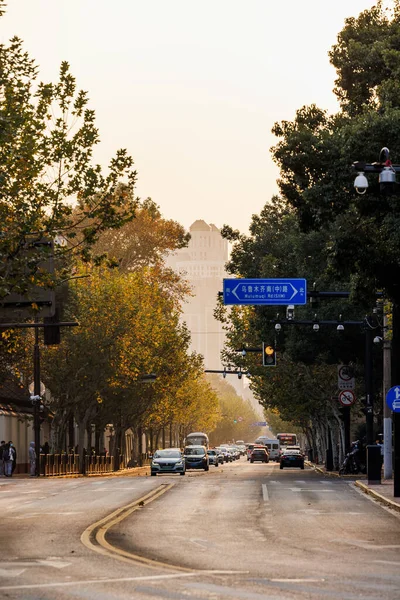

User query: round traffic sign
[338,390,356,406]
[386,385,400,413]
[338,366,352,381]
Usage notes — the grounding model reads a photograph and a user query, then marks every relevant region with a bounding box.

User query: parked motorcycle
[339,440,366,475]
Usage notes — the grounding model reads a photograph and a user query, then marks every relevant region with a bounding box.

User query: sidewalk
[354,479,400,513]
[3,465,150,479]
[306,461,400,513]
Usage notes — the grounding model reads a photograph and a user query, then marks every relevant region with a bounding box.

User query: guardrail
[39,453,125,476]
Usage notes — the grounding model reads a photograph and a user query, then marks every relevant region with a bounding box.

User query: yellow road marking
[81,483,197,572]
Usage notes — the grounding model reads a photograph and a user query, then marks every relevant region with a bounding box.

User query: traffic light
[262,342,276,367]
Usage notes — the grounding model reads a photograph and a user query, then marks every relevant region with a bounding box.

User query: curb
[354,480,400,514]
[305,462,366,479]
[11,466,150,480]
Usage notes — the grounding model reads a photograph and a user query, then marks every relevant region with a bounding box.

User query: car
[250,447,269,463]
[183,445,209,471]
[213,448,224,464]
[218,446,233,462]
[280,449,305,469]
[207,449,219,467]
[247,444,265,461]
[151,449,185,476]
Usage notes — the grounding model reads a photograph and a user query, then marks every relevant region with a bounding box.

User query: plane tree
[0,26,137,302]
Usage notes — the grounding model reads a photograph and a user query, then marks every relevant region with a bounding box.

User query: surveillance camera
[354,172,368,195]
[286,305,295,320]
[337,324,344,331]
[275,323,282,332]
[312,323,320,332]
[373,336,383,344]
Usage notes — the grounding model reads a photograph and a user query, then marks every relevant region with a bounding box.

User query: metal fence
[40,453,125,476]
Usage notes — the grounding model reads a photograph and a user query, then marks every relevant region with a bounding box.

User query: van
[256,438,280,461]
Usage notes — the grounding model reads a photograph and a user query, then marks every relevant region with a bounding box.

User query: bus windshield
[185,432,209,448]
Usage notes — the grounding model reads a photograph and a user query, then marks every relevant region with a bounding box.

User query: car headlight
[151,461,159,466]
[175,461,183,466]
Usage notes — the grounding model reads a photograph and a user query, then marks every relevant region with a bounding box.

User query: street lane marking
[270,578,325,583]
[0,571,248,592]
[0,569,26,578]
[289,488,334,492]
[262,483,269,502]
[0,560,70,569]
[373,560,400,565]
[81,484,249,574]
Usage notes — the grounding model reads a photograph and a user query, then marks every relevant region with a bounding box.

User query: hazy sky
[2,1,377,233]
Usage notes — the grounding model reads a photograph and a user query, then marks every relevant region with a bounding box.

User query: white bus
[184,432,209,449]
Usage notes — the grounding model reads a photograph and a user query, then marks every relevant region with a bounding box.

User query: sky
[2,0,378,233]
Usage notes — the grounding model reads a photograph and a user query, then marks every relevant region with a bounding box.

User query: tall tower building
[166,220,228,370]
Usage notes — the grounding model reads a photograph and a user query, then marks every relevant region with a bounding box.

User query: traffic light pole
[33,323,41,476]
[0,320,78,477]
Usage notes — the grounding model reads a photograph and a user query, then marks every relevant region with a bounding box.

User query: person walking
[29,441,36,477]
[0,441,6,477]
[3,441,16,477]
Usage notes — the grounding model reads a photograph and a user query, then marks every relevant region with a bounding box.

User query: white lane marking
[331,538,400,550]
[270,578,325,583]
[0,571,249,591]
[374,560,400,565]
[289,488,334,492]
[9,512,83,519]
[294,481,306,484]
[0,560,70,569]
[91,481,106,485]
[268,481,281,485]
[189,538,209,548]
[262,483,269,502]
[0,569,26,577]
[92,487,139,491]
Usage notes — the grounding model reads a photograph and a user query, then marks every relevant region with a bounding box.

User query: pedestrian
[0,440,6,477]
[3,441,16,477]
[29,441,36,477]
[42,441,50,455]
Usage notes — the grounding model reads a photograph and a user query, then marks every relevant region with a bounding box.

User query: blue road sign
[251,421,267,427]
[223,278,307,306]
[386,385,400,413]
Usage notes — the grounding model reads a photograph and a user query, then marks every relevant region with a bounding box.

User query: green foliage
[0,38,137,300]
[207,375,263,444]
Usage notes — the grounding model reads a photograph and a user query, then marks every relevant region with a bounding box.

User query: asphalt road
[1,459,400,599]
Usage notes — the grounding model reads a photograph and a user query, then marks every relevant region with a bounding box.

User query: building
[166,220,228,370]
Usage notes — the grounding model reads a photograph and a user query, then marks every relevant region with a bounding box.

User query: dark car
[280,449,305,469]
[250,447,269,463]
[183,445,209,471]
[151,449,185,476]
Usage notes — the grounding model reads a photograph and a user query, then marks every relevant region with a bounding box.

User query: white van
[255,437,280,461]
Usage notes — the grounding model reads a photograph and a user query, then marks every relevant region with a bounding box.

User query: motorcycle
[339,440,366,475]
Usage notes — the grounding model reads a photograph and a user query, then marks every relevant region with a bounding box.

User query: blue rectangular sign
[223,278,307,306]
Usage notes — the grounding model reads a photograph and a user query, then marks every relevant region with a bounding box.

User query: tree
[0,31,137,303]
[93,198,190,272]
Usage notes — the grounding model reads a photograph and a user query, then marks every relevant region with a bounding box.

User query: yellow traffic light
[262,342,276,367]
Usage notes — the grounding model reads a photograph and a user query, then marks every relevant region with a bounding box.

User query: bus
[276,433,297,447]
[184,432,209,449]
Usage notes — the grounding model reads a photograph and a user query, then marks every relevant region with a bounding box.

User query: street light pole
[33,323,41,476]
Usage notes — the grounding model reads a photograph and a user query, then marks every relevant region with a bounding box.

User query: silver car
[151,449,185,476]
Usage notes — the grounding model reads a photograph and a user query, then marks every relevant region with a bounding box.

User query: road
[1,459,400,599]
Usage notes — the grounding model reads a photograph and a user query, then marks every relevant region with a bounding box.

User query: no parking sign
[338,390,356,406]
